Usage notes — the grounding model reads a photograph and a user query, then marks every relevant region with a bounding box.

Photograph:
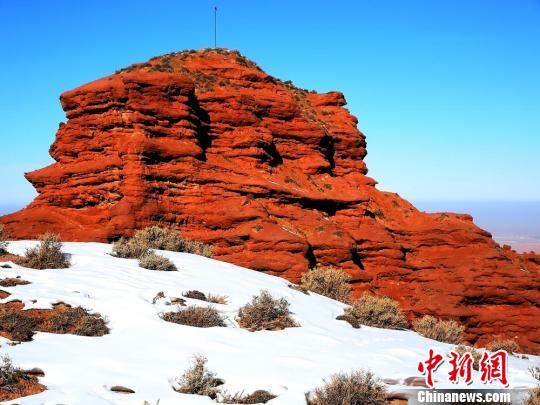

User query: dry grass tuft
[175,355,223,399]
[0,312,39,341]
[525,387,540,405]
[340,295,408,330]
[0,356,27,390]
[454,345,482,370]
[139,251,177,271]
[300,265,351,303]
[413,315,464,344]
[183,290,228,304]
[0,225,8,254]
[23,233,70,269]
[529,367,540,381]
[183,290,207,301]
[307,370,387,405]
[161,306,226,328]
[288,283,309,295]
[486,338,520,355]
[0,278,30,287]
[50,306,109,336]
[238,290,298,331]
[112,226,213,258]
[219,390,277,404]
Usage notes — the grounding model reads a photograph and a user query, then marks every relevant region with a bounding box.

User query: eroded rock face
[2,49,539,351]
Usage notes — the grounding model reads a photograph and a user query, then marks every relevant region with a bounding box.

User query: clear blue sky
[1,0,539,209]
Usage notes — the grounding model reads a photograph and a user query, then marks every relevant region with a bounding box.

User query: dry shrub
[0,225,8,254]
[182,290,228,304]
[0,278,30,287]
[183,290,207,301]
[341,295,408,330]
[529,367,540,381]
[288,283,309,295]
[300,265,351,303]
[175,355,223,399]
[237,290,298,331]
[207,293,228,305]
[139,251,177,271]
[486,338,520,355]
[307,370,387,405]
[0,356,27,390]
[183,239,214,257]
[0,312,39,341]
[219,390,276,404]
[413,315,464,344]
[525,387,540,405]
[454,345,482,370]
[161,306,226,328]
[112,226,213,258]
[50,306,109,336]
[24,233,70,269]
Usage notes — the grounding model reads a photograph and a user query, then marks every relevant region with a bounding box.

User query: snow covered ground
[0,241,538,404]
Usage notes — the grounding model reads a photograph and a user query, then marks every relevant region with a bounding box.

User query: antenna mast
[214,6,217,48]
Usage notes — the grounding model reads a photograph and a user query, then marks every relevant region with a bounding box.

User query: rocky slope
[2,49,539,352]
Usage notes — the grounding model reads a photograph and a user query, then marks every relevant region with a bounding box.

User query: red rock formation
[2,49,539,352]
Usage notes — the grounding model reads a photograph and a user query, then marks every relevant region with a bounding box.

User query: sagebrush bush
[0,225,8,254]
[219,390,276,404]
[413,315,464,344]
[175,355,223,399]
[486,338,520,355]
[525,387,540,405]
[24,233,70,269]
[50,306,109,336]
[112,226,213,258]
[340,295,408,330]
[454,345,482,370]
[139,251,177,271]
[300,265,351,303]
[161,306,226,328]
[0,356,27,390]
[0,312,39,341]
[237,290,298,331]
[182,290,228,304]
[307,370,387,405]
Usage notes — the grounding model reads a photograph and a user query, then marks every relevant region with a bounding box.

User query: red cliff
[2,49,539,352]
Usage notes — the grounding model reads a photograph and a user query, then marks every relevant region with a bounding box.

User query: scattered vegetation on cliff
[486,338,520,355]
[306,370,387,405]
[174,355,223,399]
[238,290,298,331]
[300,265,351,303]
[23,233,70,269]
[161,306,226,328]
[413,315,464,344]
[112,226,213,258]
[337,295,408,330]
[139,251,177,271]
[0,225,8,254]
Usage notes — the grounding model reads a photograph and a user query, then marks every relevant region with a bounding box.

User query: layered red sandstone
[2,49,539,352]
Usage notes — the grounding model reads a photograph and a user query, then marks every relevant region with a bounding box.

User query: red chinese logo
[418,349,508,388]
[418,348,444,388]
[479,350,508,386]
[448,350,473,384]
